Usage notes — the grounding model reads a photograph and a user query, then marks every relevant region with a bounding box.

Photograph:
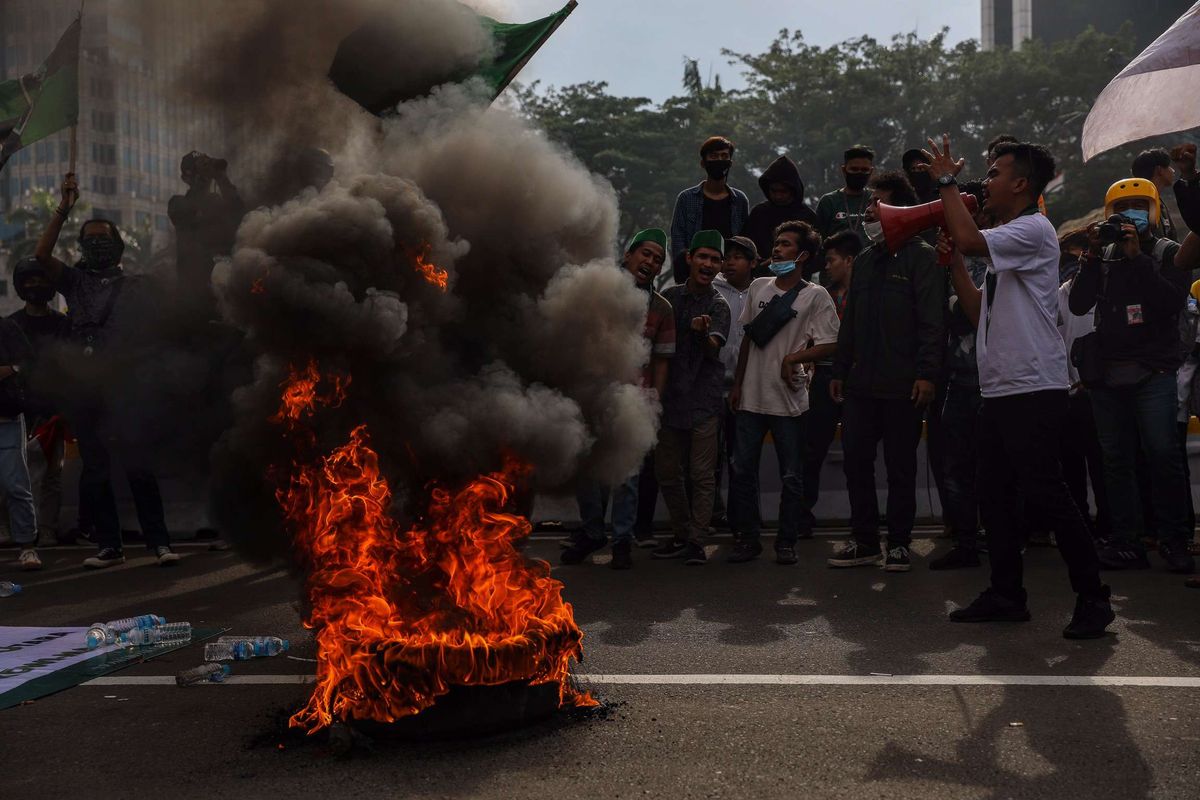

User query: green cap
[626,228,668,253]
[690,229,725,256]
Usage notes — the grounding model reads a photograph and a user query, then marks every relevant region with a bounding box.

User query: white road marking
[81,673,1200,688]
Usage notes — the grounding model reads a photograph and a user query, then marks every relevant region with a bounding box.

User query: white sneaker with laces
[155,546,181,566]
[19,548,42,571]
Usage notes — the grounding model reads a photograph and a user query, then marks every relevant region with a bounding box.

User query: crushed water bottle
[204,640,255,662]
[0,581,21,598]
[120,622,192,647]
[176,663,231,687]
[85,614,166,649]
[215,636,290,657]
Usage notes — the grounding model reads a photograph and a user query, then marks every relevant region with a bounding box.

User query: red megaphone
[879,193,979,262]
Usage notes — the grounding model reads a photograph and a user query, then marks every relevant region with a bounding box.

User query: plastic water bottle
[176,663,231,687]
[215,636,290,657]
[0,581,21,598]
[85,614,166,649]
[204,640,256,662]
[120,622,192,647]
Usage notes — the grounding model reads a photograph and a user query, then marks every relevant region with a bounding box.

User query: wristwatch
[937,173,957,189]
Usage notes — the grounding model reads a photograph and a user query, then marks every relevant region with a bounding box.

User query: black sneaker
[633,531,659,549]
[827,540,882,568]
[1096,540,1150,570]
[1157,540,1196,574]
[883,546,911,572]
[711,513,731,530]
[775,545,798,565]
[609,540,632,570]
[82,547,125,570]
[682,543,707,565]
[651,540,688,559]
[726,540,763,563]
[560,536,606,565]
[949,588,1032,623]
[1062,589,1115,640]
[929,547,981,571]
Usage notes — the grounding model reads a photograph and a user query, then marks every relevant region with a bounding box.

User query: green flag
[0,16,80,169]
[329,1,577,116]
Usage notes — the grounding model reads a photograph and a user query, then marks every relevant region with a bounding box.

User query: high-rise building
[981,0,1194,52]
[0,0,227,247]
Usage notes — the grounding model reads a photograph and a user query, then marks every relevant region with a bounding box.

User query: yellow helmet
[1104,178,1160,227]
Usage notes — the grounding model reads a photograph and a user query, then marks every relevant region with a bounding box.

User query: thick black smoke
[180,1,659,559]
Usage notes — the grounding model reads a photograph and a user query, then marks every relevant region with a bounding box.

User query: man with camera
[168,151,245,316]
[929,136,1113,639]
[1069,179,1200,574]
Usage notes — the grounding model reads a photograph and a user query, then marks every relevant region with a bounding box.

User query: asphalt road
[2,533,1199,799]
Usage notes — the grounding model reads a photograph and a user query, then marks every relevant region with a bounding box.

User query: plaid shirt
[669,182,750,260]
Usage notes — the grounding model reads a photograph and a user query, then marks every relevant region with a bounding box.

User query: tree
[517,26,1171,241]
[4,188,91,271]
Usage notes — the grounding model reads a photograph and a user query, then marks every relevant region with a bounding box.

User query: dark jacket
[669,182,750,283]
[833,238,945,399]
[743,157,819,271]
[1068,238,1188,372]
[0,318,33,417]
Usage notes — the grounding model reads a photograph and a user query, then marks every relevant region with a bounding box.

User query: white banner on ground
[0,626,91,701]
[1082,2,1200,161]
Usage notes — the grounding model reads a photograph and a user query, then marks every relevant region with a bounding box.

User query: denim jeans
[1090,371,1192,548]
[0,417,36,546]
[841,396,922,547]
[939,382,982,549]
[729,411,806,545]
[575,472,640,545]
[978,390,1104,603]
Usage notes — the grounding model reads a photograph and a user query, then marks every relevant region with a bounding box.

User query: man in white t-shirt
[727,221,841,565]
[927,135,1113,640]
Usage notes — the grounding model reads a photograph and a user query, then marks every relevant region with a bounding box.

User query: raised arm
[924,135,989,257]
[34,173,79,284]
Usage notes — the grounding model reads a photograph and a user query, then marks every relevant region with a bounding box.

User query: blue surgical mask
[769,260,796,276]
[1119,209,1151,234]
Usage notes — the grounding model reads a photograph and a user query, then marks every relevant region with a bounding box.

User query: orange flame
[413,245,449,291]
[271,360,349,425]
[251,278,266,295]
[273,365,593,732]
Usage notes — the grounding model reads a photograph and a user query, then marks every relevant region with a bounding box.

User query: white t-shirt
[977,213,1068,398]
[737,277,840,416]
[1056,280,1094,393]
[714,274,751,384]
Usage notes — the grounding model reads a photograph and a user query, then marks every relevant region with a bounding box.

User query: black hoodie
[743,156,819,268]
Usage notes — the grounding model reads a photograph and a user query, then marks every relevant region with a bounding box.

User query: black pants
[842,396,922,547]
[940,382,982,549]
[1059,392,1111,540]
[72,406,170,553]
[978,390,1104,603]
[801,365,841,529]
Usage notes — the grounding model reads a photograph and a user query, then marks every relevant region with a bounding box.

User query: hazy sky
[502,0,982,101]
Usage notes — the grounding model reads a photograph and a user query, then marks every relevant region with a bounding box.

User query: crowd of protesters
[0,152,243,571]
[4,129,1200,639]
[564,134,1200,640]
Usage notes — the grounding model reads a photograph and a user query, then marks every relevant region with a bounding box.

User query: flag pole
[68,124,76,175]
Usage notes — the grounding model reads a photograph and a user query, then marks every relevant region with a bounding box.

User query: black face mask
[704,159,732,180]
[20,285,55,305]
[909,171,934,193]
[80,236,121,270]
[845,172,870,192]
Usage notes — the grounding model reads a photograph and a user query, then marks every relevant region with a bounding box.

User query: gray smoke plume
[179,0,659,556]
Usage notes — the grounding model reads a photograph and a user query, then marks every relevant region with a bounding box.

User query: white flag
[1081,2,1200,162]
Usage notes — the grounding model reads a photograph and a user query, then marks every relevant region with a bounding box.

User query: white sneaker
[155,546,181,566]
[19,549,42,571]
